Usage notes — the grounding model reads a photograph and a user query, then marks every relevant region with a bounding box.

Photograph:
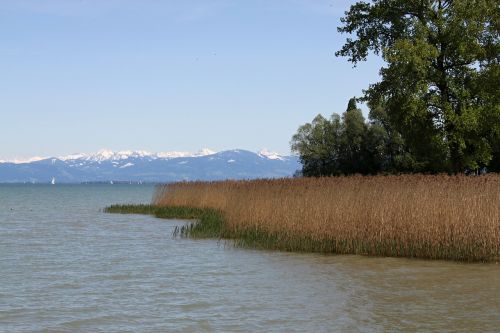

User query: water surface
[1,184,499,332]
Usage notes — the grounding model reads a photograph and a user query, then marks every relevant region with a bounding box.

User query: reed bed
[151,175,500,262]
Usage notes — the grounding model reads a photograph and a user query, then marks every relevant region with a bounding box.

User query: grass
[106,175,500,262]
[104,204,225,238]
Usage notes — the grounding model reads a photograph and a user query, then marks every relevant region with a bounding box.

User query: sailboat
[51,177,56,185]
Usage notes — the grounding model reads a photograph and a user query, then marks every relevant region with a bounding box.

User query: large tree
[336,0,499,172]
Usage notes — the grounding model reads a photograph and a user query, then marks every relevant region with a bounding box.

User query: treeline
[291,99,411,176]
[292,0,499,176]
[292,98,499,176]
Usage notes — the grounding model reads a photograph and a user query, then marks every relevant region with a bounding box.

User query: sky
[0,0,384,160]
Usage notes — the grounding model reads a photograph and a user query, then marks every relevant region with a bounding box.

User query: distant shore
[106,175,500,262]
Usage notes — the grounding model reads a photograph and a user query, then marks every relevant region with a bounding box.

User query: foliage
[291,113,342,176]
[291,98,411,175]
[336,0,499,172]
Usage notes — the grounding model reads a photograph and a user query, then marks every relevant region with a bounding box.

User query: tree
[336,0,500,173]
[338,98,368,173]
[290,113,343,176]
[368,103,418,172]
[292,99,393,176]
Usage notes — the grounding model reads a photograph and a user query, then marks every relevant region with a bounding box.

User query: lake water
[0,184,499,333]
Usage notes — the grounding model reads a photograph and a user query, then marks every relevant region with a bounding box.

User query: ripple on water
[0,185,499,333]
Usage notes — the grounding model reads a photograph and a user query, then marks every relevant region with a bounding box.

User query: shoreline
[105,174,500,263]
[105,202,499,263]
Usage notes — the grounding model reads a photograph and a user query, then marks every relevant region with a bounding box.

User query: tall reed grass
[152,175,500,261]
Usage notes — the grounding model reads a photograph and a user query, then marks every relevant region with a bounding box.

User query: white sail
[51,177,55,185]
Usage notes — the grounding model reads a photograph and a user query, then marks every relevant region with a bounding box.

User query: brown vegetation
[152,175,500,261]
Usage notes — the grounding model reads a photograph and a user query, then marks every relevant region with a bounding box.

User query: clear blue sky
[0,0,383,160]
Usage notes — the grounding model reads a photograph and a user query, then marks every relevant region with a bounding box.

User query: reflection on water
[0,185,499,332]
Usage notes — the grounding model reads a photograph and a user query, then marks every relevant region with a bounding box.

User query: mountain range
[0,149,300,183]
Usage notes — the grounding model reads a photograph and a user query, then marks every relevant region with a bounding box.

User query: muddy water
[1,185,498,332]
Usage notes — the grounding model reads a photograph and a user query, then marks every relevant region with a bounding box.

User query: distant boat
[110,180,114,185]
[51,177,55,185]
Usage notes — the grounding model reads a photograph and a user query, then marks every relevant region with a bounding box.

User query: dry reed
[152,175,500,261]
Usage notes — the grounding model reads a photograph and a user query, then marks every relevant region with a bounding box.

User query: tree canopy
[335,0,499,173]
[291,98,413,176]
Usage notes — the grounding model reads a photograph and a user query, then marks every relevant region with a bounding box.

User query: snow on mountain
[119,162,134,169]
[156,148,216,159]
[258,148,284,160]
[59,149,155,162]
[0,156,47,164]
[1,148,287,164]
[0,149,300,183]
[57,148,218,162]
[58,153,87,161]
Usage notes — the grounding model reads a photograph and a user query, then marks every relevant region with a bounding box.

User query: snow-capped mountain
[0,149,300,183]
[58,148,217,163]
[258,148,285,160]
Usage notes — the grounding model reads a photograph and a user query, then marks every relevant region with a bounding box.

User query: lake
[1,184,499,332]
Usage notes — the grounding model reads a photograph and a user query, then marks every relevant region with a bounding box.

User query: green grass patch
[104,204,226,239]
